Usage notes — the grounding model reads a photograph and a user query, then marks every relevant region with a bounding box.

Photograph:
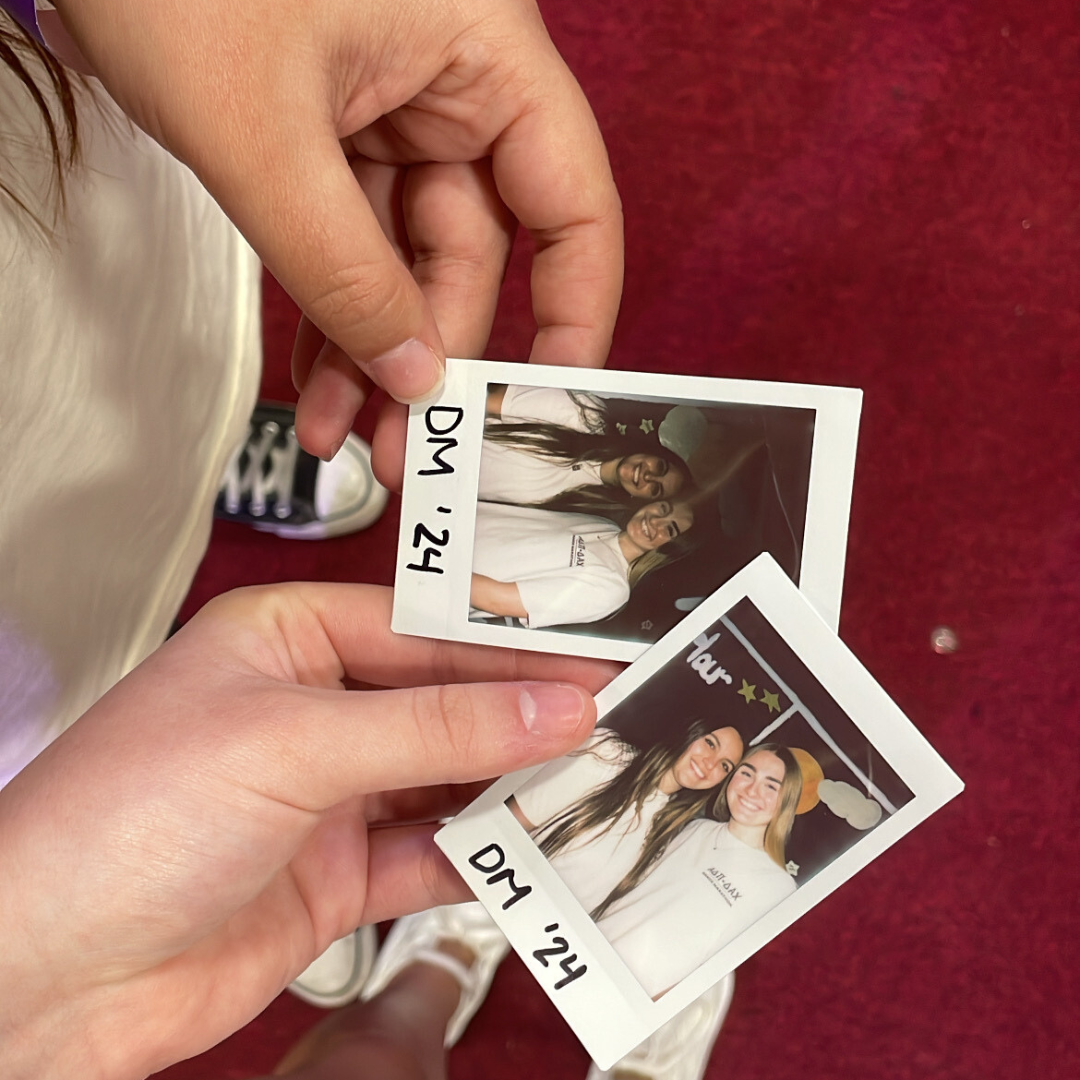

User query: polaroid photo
[435,554,963,1068]
[392,358,862,662]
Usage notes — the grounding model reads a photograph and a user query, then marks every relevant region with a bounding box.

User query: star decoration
[737,679,756,704]
[639,418,655,434]
[786,860,800,877]
[616,422,627,435]
[761,689,781,714]
[640,619,653,630]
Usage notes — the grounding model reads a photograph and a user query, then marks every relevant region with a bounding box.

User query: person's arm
[46,0,623,480]
[471,573,529,619]
[486,384,602,432]
[514,566,630,630]
[0,583,617,1080]
[512,728,625,829]
[506,794,536,831]
[486,384,509,419]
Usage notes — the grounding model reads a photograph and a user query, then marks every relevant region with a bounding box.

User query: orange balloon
[790,747,824,814]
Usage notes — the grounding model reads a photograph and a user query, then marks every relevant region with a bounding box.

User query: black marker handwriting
[417,406,464,476]
[468,843,532,910]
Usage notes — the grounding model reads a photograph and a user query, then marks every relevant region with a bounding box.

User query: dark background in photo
[603,597,912,882]
[600,400,816,642]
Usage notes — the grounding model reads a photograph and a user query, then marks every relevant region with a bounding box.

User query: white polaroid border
[392,358,862,661]
[435,554,963,1068]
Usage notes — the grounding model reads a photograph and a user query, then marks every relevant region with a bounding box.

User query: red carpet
[163,1,1079,1076]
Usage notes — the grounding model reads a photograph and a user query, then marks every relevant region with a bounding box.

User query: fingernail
[519,683,589,735]
[366,339,444,404]
[320,431,347,462]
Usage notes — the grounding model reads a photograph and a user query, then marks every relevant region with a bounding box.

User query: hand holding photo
[435,555,963,1068]
[393,359,861,661]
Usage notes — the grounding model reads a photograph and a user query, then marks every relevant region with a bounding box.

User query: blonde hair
[626,548,669,590]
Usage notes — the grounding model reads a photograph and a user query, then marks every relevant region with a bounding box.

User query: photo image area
[507,594,913,1000]
[470,382,817,645]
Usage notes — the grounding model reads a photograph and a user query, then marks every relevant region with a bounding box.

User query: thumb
[261,679,596,812]
[210,128,447,409]
[48,2,447,408]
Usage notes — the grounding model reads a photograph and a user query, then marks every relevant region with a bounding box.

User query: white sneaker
[361,902,510,1047]
[289,926,378,1008]
[586,973,735,1080]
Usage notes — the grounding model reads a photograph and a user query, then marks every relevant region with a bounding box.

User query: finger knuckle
[305,262,412,339]
[423,682,483,762]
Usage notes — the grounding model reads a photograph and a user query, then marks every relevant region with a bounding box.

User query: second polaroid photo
[393,358,862,661]
[435,555,963,1067]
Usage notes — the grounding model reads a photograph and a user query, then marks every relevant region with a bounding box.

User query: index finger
[293,582,622,693]
[365,780,492,825]
[493,58,624,367]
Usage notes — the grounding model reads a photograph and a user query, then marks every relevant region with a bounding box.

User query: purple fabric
[1,0,44,44]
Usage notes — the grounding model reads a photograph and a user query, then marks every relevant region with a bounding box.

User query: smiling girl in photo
[595,744,802,997]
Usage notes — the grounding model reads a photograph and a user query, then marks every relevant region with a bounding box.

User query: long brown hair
[484,412,694,518]
[1,14,80,229]
[707,743,801,870]
[534,722,727,920]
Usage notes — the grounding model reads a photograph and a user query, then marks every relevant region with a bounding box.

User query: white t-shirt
[498,386,605,431]
[516,730,668,914]
[471,503,630,628]
[599,820,797,997]
[478,386,605,504]
[0,65,260,785]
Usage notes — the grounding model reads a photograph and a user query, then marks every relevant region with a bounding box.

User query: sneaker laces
[220,419,301,519]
